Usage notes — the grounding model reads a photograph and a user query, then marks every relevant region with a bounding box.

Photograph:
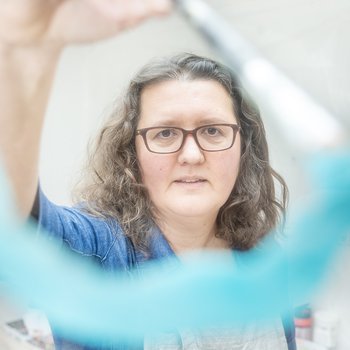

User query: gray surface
[0,293,24,324]
[206,0,350,127]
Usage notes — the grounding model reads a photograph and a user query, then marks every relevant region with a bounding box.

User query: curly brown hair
[74,53,288,253]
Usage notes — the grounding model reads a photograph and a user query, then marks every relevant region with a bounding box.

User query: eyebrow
[147,116,236,128]
[198,117,236,125]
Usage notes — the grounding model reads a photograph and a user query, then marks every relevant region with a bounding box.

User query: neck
[155,211,229,253]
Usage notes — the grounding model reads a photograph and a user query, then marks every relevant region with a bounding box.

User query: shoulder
[34,188,135,270]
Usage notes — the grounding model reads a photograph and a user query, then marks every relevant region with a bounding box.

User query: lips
[174,177,207,184]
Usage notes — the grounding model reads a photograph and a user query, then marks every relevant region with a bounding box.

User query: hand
[0,0,172,48]
[0,0,172,216]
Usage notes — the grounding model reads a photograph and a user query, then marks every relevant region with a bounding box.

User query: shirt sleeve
[33,188,138,349]
[35,188,132,270]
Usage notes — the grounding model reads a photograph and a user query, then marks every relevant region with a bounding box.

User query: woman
[33,53,292,349]
[0,1,294,349]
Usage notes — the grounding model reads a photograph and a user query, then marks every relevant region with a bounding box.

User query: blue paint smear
[0,150,349,345]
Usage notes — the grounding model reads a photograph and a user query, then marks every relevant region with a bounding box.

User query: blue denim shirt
[36,190,295,350]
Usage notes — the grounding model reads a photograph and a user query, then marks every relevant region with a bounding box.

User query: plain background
[1,1,350,348]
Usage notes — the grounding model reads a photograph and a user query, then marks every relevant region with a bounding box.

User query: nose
[177,134,205,164]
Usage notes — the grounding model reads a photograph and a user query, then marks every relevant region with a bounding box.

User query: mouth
[174,178,207,184]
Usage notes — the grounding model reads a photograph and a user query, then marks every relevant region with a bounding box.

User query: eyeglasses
[136,124,240,154]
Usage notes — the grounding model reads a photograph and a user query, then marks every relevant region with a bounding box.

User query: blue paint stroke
[0,150,349,345]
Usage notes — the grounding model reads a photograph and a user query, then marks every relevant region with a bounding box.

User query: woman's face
[135,79,241,221]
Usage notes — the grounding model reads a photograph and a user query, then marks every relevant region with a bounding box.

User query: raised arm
[0,0,171,216]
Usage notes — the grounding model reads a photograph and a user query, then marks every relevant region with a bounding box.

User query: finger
[148,0,173,15]
[47,0,173,46]
[116,0,171,28]
[87,0,172,23]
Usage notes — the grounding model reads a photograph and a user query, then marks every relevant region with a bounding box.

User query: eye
[159,129,172,138]
[201,126,223,137]
[154,128,180,139]
[207,127,219,135]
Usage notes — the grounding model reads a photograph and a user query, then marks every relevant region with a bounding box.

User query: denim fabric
[36,190,295,350]
[37,190,173,349]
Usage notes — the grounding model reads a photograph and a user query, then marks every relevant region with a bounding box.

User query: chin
[169,202,219,218]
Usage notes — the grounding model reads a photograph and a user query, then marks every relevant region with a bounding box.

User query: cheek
[136,147,172,188]
[215,148,241,188]
[221,163,239,185]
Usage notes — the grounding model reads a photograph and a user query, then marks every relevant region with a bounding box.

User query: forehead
[138,79,237,128]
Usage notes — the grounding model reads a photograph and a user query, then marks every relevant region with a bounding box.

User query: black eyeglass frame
[135,123,241,154]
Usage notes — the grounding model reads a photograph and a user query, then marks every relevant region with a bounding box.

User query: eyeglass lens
[144,125,236,153]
